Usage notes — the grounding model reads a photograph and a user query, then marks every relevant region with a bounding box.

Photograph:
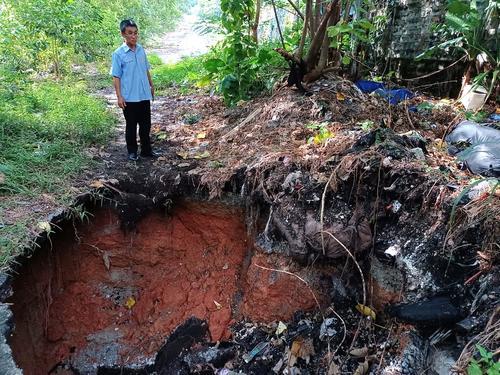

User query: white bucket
[460,84,488,111]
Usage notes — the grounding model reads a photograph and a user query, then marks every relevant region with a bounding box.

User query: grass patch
[151,55,209,94]
[148,53,164,69]
[0,74,115,269]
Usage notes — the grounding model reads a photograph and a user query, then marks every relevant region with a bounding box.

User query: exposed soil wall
[8,200,329,374]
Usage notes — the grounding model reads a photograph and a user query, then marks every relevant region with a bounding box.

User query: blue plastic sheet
[374,88,415,105]
[355,80,385,93]
[355,80,415,105]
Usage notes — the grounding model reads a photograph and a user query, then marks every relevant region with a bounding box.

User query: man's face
[122,26,138,46]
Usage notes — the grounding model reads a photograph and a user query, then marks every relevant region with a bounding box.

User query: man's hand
[117,95,126,109]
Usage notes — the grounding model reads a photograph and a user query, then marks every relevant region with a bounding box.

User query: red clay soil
[8,201,325,374]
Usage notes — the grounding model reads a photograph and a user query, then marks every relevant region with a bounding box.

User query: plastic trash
[386,296,463,325]
[354,80,415,105]
[460,84,488,111]
[446,121,500,177]
[489,113,500,122]
[355,80,385,93]
[457,143,500,177]
[373,87,415,105]
[242,341,269,363]
[446,121,500,154]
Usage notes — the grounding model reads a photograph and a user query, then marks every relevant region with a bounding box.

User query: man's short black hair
[120,19,138,33]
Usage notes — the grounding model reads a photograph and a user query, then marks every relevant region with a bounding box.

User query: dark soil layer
[8,200,330,374]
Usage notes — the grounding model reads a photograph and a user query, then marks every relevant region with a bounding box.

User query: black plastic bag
[446,121,500,177]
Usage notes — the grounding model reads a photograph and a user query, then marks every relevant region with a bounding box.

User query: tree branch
[306,0,339,71]
[286,0,304,20]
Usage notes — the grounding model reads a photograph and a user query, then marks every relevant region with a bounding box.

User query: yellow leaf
[276,321,287,336]
[177,152,189,159]
[90,180,105,188]
[125,297,136,309]
[328,361,340,375]
[196,132,206,139]
[213,300,222,310]
[194,151,210,159]
[350,347,369,358]
[37,221,52,233]
[356,304,376,320]
[336,93,345,101]
[156,132,168,140]
[353,360,369,375]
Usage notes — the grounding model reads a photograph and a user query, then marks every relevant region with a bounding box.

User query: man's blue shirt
[111,43,152,102]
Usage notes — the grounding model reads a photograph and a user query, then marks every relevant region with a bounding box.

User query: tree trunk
[305,0,339,73]
[251,0,261,43]
[305,1,341,82]
[296,0,313,59]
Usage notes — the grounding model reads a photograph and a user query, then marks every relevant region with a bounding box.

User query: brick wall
[386,0,447,59]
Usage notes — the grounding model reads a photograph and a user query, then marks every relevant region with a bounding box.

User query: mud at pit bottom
[8,201,328,374]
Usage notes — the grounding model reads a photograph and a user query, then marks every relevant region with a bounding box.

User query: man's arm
[147,70,155,100]
[113,76,126,109]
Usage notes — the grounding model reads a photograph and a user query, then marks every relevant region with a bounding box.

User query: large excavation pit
[8,200,328,374]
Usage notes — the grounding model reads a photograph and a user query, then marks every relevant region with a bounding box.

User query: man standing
[111,19,156,161]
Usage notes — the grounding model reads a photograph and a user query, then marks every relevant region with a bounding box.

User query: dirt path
[150,5,219,64]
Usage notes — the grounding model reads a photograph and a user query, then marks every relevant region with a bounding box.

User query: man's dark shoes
[140,150,160,158]
[128,152,139,161]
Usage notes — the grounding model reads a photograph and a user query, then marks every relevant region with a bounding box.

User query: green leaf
[467,362,482,375]
[476,345,493,360]
[487,362,500,375]
[204,58,224,73]
[447,0,470,16]
[445,13,472,33]
[341,55,352,65]
[356,19,374,31]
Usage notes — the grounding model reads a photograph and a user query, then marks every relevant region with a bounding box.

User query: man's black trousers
[123,100,152,155]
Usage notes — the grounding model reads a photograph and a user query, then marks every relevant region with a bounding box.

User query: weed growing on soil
[467,345,500,375]
[0,77,115,269]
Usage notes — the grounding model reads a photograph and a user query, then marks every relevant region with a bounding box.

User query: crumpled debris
[319,318,338,340]
[282,171,303,192]
[242,341,268,363]
[287,337,315,366]
[305,211,372,259]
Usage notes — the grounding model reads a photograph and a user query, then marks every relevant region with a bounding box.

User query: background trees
[0,0,188,75]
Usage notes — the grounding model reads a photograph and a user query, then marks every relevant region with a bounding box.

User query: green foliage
[0,0,187,75]
[306,122,335,145]
[417,0,499,98]
[0,76,115,196]
[468,345,500,375]
[464,109,489,122]
[152,56,208,93]
[359,120,375,132]
[204,0,258,105]
[194,0,224,35]
[148,53,164,68]
[328,17,374,65]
